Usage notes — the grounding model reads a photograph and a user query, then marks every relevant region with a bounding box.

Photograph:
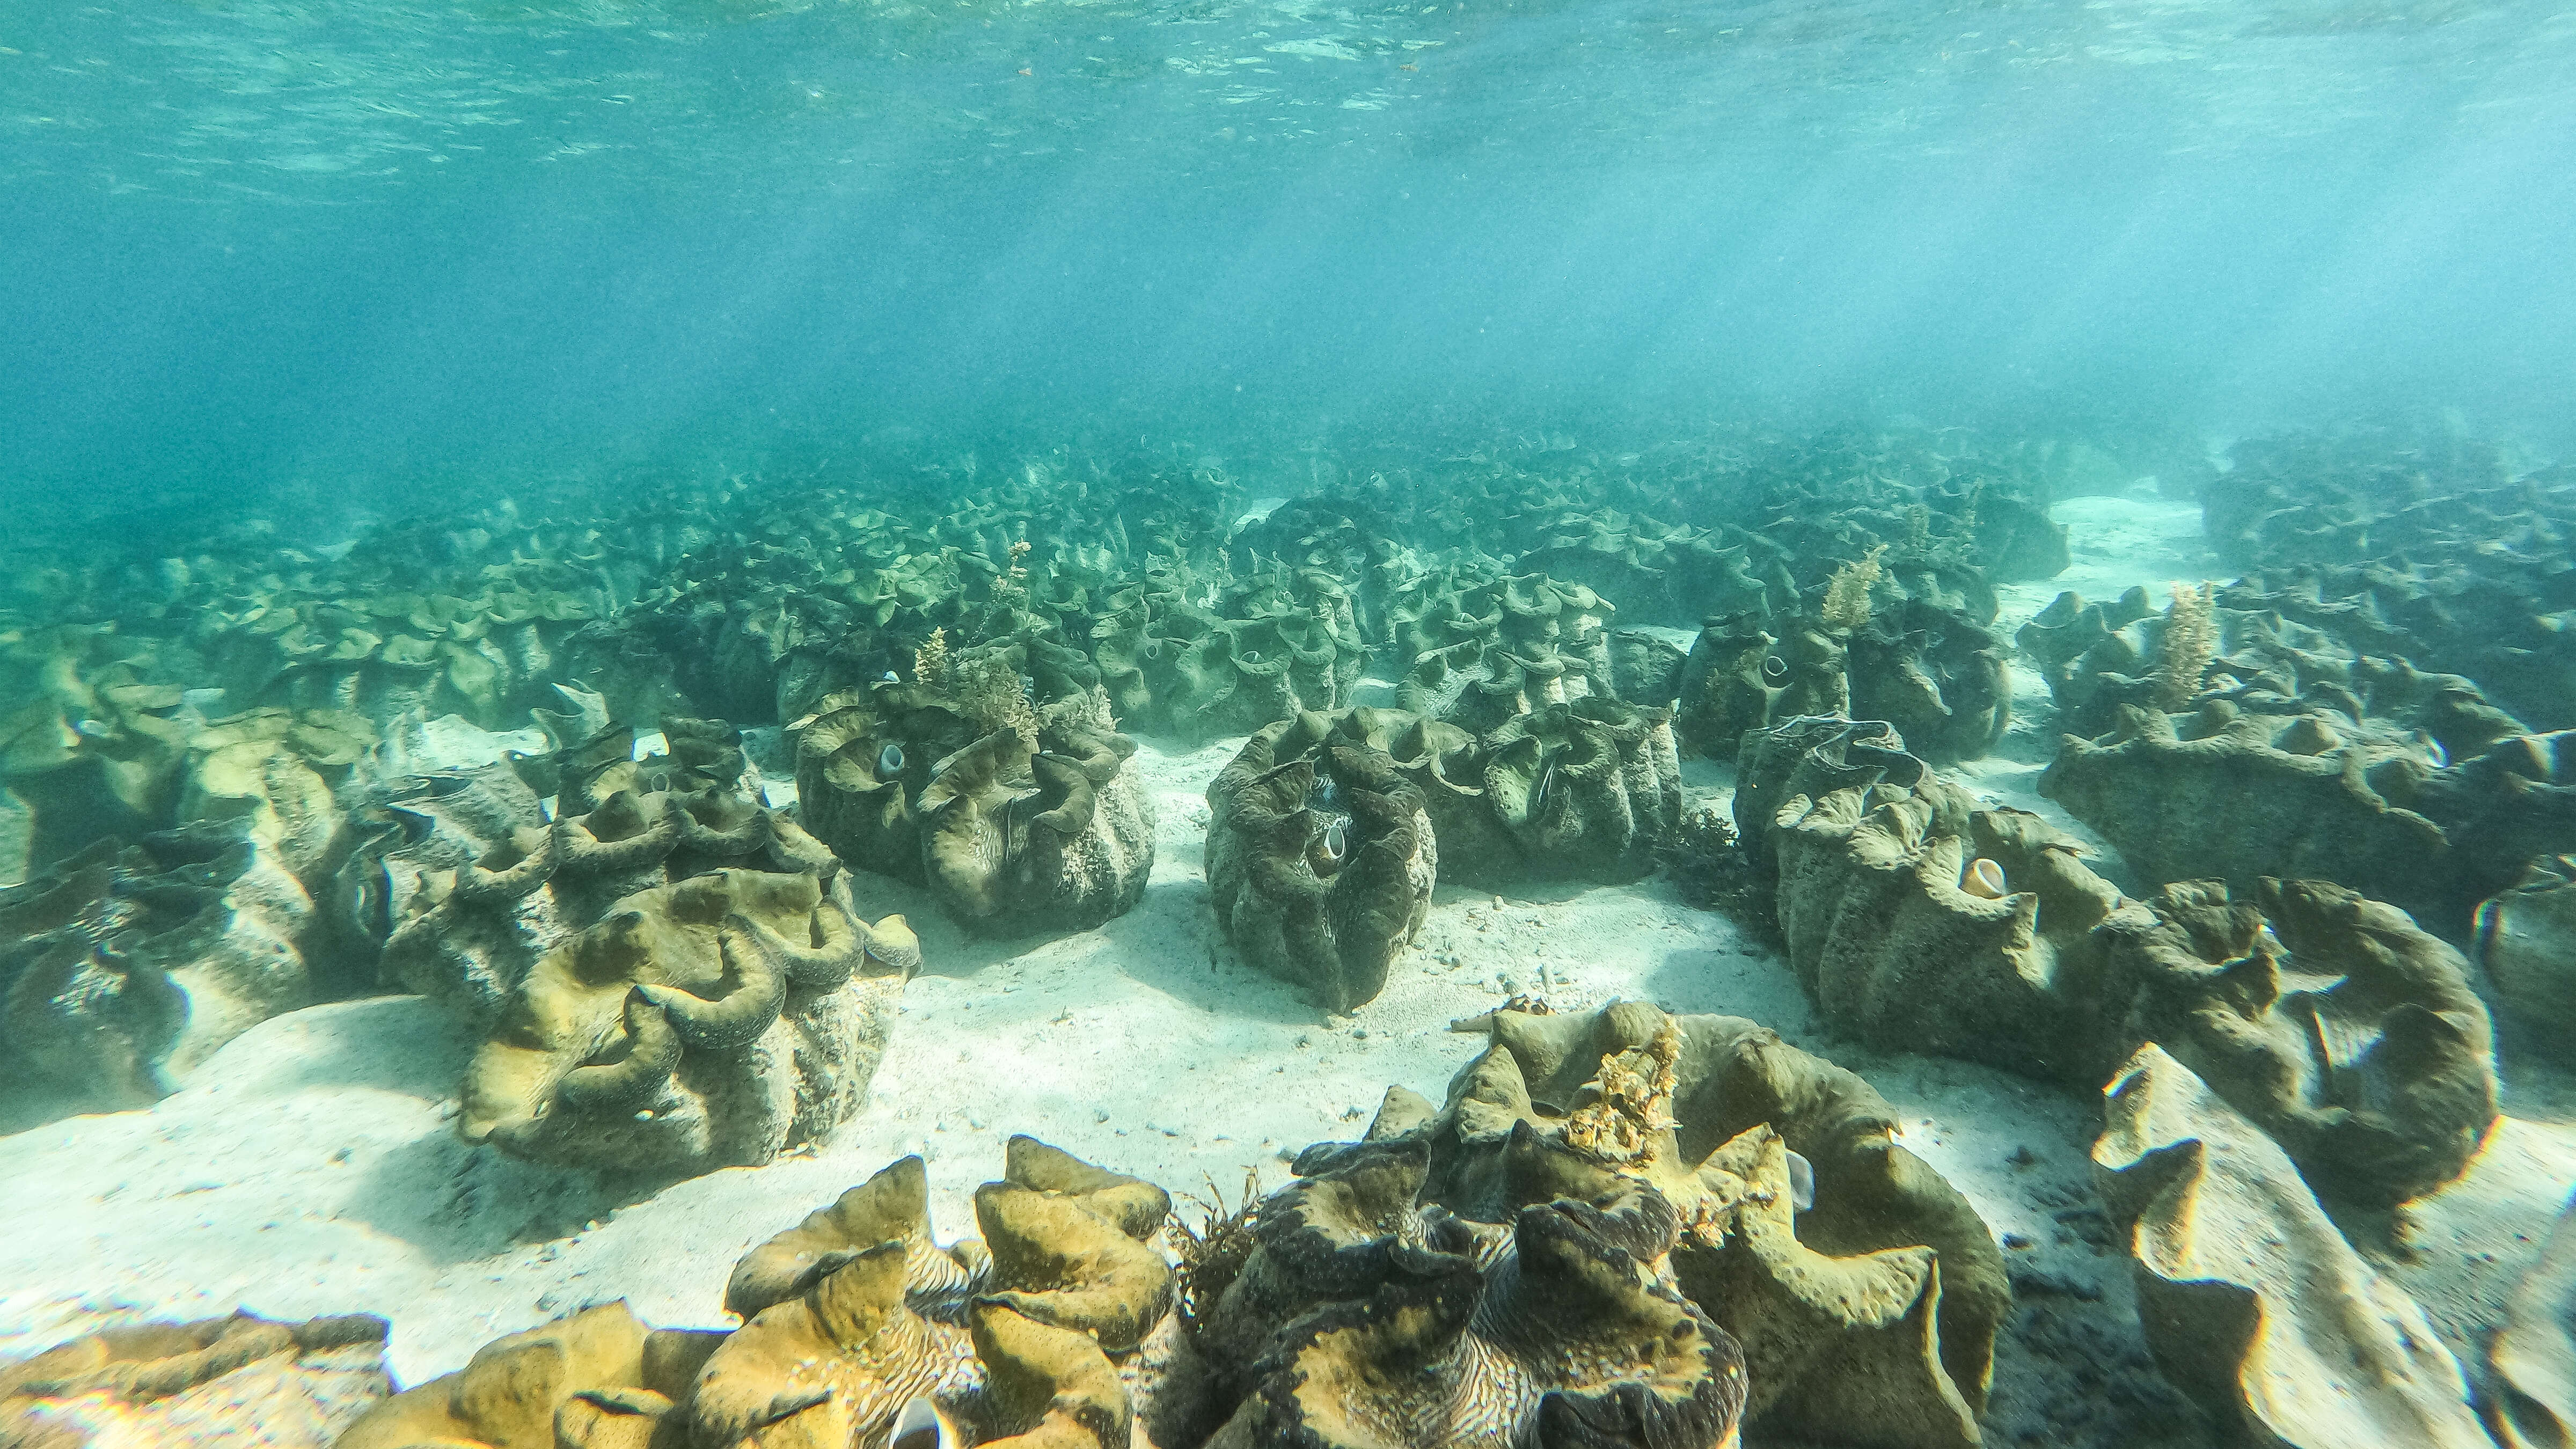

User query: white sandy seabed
[4,492,2572,1448]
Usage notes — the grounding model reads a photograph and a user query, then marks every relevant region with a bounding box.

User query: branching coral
[1819,544,1885,633]
[953,652,1041,752]
[990,538,1035,611]
[2152,580,2216,712]
[916,625,952,691]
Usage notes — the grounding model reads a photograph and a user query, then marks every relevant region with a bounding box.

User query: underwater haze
[8,0,2576,529]
[13,5,2576,1449]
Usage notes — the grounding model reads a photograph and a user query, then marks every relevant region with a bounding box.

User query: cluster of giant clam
[4,1005,2016,1449]
[1202,702,1682,1011]
[8,418,2576,1449]
[1728,689,2565,1444]
[2,424,2077,1122]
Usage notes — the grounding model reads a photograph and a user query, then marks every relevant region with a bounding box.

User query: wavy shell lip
[1206,712,1433,1013]
[809,685,1153,936]
[1188,1121,1748,1449]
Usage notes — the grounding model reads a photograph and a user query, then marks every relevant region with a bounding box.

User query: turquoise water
[7,1,2576,524]
[6,6,2576,1449]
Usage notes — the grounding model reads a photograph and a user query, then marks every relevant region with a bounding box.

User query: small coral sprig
[913,625,949,690]
[957,653,1040,750]
[989,539,1034,612]
[2155,580,2217,712]
[1819,544,1885,633]
[1563,1020,1681,1166]
[1172,1166,1264,1333]
[1902,501,1932,553]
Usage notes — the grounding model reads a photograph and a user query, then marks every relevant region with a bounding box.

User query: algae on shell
[457,866,914,1179]
[0,1309,391,1449]
[794,682,1156,936]
[1261,1000,2010,1449]
[1205,710,1437,1014]
[2478,852,2576,1040]
[1185,1134,1752,1449]
[2091,1044,2493,1449]
[691,1137,1168,1449]
[2041,696,2576,934]
[1772,770,2499,1204]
